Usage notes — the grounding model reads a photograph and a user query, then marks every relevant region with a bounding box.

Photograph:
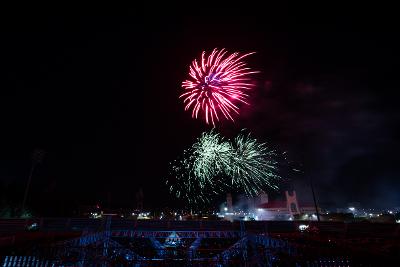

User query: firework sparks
[167,130,280,204]
[167,148,208,204]
[192,131,231,187]
[181,48,259,126]
[167,131,229,204]
[227,132,279,195]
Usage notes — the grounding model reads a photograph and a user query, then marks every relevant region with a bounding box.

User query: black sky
[0,4,399,215]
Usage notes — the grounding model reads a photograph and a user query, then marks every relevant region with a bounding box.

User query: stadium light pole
[21,149,45,214]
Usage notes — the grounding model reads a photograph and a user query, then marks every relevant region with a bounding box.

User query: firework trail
[181,48,259,126]
[167,130,279,204]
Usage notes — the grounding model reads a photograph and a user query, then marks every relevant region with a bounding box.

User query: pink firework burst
[180,48,259,126]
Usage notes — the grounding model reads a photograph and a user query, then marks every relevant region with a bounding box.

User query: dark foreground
[1,218,399,266]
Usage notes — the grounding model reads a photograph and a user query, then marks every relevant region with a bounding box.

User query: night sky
[1,4,399,215]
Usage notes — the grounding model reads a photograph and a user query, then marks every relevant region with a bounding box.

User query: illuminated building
[256,191,319,220]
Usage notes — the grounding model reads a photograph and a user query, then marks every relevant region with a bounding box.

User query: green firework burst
[167,130,280,204]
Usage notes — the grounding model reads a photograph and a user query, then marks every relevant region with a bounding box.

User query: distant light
[224,207,228,212]
[298,224,309,231]
[348,207,355,212]
[257,208,263,212]
[89,212,102,219]
[125,254,132,261]
[396,220,400,224]
[389,211,393,214]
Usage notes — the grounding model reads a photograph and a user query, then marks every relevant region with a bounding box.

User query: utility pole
[21,149,45,215]
[310,176,320,222]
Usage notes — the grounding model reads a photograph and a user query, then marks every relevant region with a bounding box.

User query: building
[256,191,319,220]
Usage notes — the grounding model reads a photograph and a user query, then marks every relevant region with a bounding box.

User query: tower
[226,193,233,212]
[258,191,268,205]
[285,190,300,215]
[136,188,144,211]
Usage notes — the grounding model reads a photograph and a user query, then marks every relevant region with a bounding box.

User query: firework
[192,131,231,187]
[167,130,279,204]
[227,132,279,195]
[180,48,259,126]
[167,131,229,204]
[167,148,208,204]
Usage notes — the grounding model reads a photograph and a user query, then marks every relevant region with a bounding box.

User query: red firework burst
[180,48,258,126]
